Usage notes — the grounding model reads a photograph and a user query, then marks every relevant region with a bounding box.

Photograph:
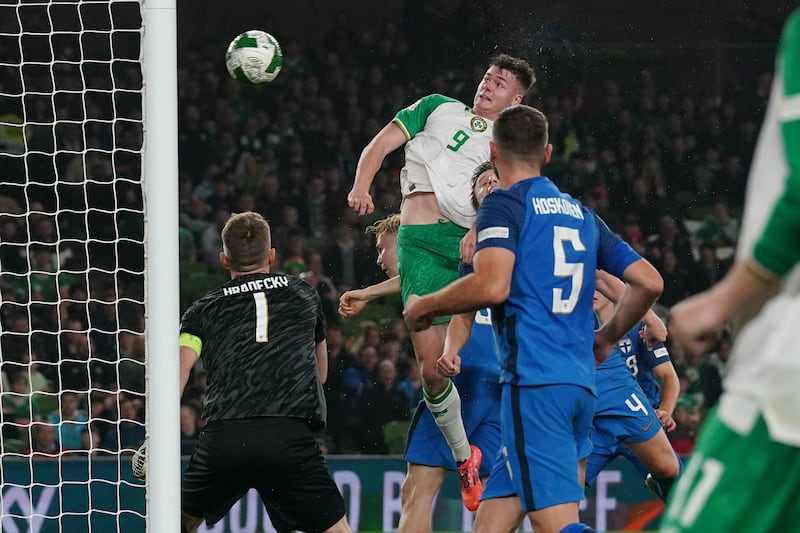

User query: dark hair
[471,161,494,210]
[221,211,271,271]
[493,105,549,162]
[489,54,536,93]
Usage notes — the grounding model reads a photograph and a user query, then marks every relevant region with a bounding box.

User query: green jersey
[393,94,492,228]
[723,9,800,446]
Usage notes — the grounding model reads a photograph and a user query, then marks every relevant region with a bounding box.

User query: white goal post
[0,0,179,531]
[142,0,180,531]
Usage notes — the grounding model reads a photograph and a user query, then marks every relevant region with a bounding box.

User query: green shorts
[397,222,467,326]
[660,407,800,533]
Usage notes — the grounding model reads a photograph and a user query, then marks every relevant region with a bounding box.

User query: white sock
[423,380,471,463]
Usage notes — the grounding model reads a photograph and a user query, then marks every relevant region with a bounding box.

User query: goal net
[0,1,165,530]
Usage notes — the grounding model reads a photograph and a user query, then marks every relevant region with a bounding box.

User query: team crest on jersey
[617,338,633,353]
[470,116,488,132]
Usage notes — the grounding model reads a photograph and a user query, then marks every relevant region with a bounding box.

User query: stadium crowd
[0,5,783,457]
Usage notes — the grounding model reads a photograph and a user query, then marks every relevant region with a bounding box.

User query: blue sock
[559,523,595,533]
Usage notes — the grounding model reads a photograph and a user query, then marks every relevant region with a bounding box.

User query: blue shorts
[585,385,660,487]
[482,384,594,512]
[404,379,501,476]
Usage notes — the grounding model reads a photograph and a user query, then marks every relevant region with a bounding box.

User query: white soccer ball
[225,30,283,85]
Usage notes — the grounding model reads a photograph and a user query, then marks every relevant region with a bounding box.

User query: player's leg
[397,463,447,533]
[583,422,619,488]
[618,445,650,480]
[321,515,353,533]
[625,430,682,500]
[660,398,800,533]
[619,390,682,502]
[411,324,471,460]
[253,418,349,533]
[180,511,203,533]
[181,421,250,531]
[625,431,680,478]
[473,496,525,533]
[501,385,595,533]
[397,223,480,507]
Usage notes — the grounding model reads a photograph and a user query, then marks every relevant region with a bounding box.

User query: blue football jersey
[596,337,637,397]
[475,176,641,391]
[617,321,671,408]
[454,308,502,385]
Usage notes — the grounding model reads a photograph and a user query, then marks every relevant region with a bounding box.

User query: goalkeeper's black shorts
[181,416,345,533]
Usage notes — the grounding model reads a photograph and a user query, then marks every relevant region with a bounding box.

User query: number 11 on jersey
[253,292,269,342]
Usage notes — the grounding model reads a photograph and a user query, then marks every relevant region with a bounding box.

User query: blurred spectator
[46,392,89,450]
[201,209,230,269]
[699,333,732,409]
[397,357,422,409]
[343,345,379,397]
[696,199,740,248]
[300,251,340,325]
[350,322,382,355]
[323,324,356,452]
[100,396,145,452]
[281,231,309,276]
[356,359,409,454]
[647,215,694,269]
[658,249,693,308]
[80,427,102,451]
[324,222,373,292]
[691,242,732,293]
[27,423,63,457]
[2,372,42,440]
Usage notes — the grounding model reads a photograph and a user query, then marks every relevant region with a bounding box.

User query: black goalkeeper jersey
[180,272,327,428]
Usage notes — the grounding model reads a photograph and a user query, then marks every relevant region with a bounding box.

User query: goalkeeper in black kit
[177,211,353,533]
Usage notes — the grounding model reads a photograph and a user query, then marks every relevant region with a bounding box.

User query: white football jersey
[393,94,492,228]
[721,21,800,446]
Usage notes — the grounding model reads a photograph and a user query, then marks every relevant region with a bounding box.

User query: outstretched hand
[669,292,725,357]
[339,289,369,318]
[347,189,374,216]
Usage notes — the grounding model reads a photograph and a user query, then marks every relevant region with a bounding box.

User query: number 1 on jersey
[253,292,269,343]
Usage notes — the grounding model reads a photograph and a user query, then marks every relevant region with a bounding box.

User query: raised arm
[348,123,407,216]
[595,258,663,361]
[179,345,198,397]
[338,275,401,318]
[596,269,667,347]
[653,360,680,429]
[437,312,474,377]
[315,340,328,384]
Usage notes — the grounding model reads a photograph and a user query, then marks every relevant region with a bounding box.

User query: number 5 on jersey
[253,293,269,342]
[552,226,586,314]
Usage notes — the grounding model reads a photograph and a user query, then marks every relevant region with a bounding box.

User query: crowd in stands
[0,4,784,457]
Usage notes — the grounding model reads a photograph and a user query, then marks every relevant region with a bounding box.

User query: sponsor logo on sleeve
[653,346,669,358]
[477,226,509,242]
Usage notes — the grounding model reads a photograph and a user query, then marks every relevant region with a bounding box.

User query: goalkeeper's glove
[131,441,147,481]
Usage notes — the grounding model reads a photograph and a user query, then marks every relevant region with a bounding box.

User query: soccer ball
[225,30,283,85]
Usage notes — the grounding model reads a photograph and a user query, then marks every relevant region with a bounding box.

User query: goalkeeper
[175,212,352,533]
